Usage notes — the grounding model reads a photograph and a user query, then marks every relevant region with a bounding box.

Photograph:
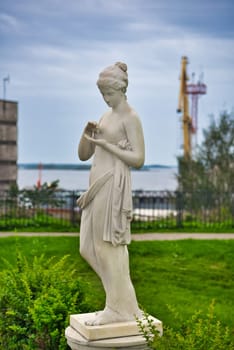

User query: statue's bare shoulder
[123,107,143,134]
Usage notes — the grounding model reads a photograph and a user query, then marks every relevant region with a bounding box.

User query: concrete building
[0,99,18,192]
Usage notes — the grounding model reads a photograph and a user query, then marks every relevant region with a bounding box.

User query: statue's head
[97,62,128,94]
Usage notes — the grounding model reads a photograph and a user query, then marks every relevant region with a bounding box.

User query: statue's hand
[84,133,107,147]
[84,121,100,137]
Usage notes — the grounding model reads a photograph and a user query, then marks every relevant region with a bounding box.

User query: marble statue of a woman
[77,62,145,326]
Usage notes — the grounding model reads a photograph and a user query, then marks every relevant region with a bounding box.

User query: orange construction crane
[177,56,207,158]
[37,162,43,189]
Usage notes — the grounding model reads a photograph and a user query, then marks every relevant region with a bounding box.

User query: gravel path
[0,232,234,240]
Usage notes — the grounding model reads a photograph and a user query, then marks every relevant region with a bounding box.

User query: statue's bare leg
[80,182,141,326]
[85,242,142,325]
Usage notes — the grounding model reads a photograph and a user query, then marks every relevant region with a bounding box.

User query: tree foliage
[20,180,62,208]
[178,111,234,193]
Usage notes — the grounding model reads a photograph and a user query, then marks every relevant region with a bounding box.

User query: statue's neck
[112,100,130,114]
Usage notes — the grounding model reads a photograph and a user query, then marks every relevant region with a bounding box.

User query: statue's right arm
[78,134,95,161]
[78,121,97,161]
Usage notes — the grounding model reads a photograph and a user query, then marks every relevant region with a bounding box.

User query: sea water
[18,167,178,191]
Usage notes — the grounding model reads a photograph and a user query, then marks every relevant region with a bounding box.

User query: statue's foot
[85,307,133,326]
[84,311,100,326]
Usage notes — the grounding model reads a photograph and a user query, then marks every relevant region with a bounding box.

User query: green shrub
[138,301,233,350]
[0,253,91,349]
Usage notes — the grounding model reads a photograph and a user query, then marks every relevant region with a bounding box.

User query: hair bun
[115,62,128,73]
[97,62,128,93]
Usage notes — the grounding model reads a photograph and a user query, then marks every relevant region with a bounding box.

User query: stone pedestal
[65,312,162,350]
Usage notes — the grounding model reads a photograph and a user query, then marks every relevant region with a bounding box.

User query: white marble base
[65,312,163,350]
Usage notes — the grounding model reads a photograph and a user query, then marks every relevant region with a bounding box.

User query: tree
[178,111,234,193]
[177,111,234,218]
[21,180,61,208]
[199,111,234,192]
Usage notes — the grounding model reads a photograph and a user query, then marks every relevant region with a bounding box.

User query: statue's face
[100,87,123,108]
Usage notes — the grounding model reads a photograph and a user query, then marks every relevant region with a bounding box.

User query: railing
[0,190,233,231]
[132,190,234,231]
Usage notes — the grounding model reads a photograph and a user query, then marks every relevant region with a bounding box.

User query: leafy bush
[138,301,233,350]
[0,253,91,349]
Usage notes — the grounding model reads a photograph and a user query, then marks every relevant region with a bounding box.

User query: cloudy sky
[1,0,233,166]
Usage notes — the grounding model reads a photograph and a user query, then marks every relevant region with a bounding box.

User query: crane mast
[177,56,207,159]
[177,56,192,159]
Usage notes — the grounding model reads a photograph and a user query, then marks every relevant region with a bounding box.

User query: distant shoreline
[18,163,176,171]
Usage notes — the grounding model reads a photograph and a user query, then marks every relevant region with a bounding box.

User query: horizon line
[18,162,177,170]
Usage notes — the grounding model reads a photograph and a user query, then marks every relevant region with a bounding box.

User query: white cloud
[0,12,22,33]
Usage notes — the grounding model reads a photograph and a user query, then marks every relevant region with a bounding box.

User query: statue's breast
[99,117,126,144]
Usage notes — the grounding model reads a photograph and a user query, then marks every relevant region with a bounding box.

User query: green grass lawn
[0,236,233,331]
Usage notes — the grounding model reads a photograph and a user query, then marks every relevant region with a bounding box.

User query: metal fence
[0,189,233,231]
